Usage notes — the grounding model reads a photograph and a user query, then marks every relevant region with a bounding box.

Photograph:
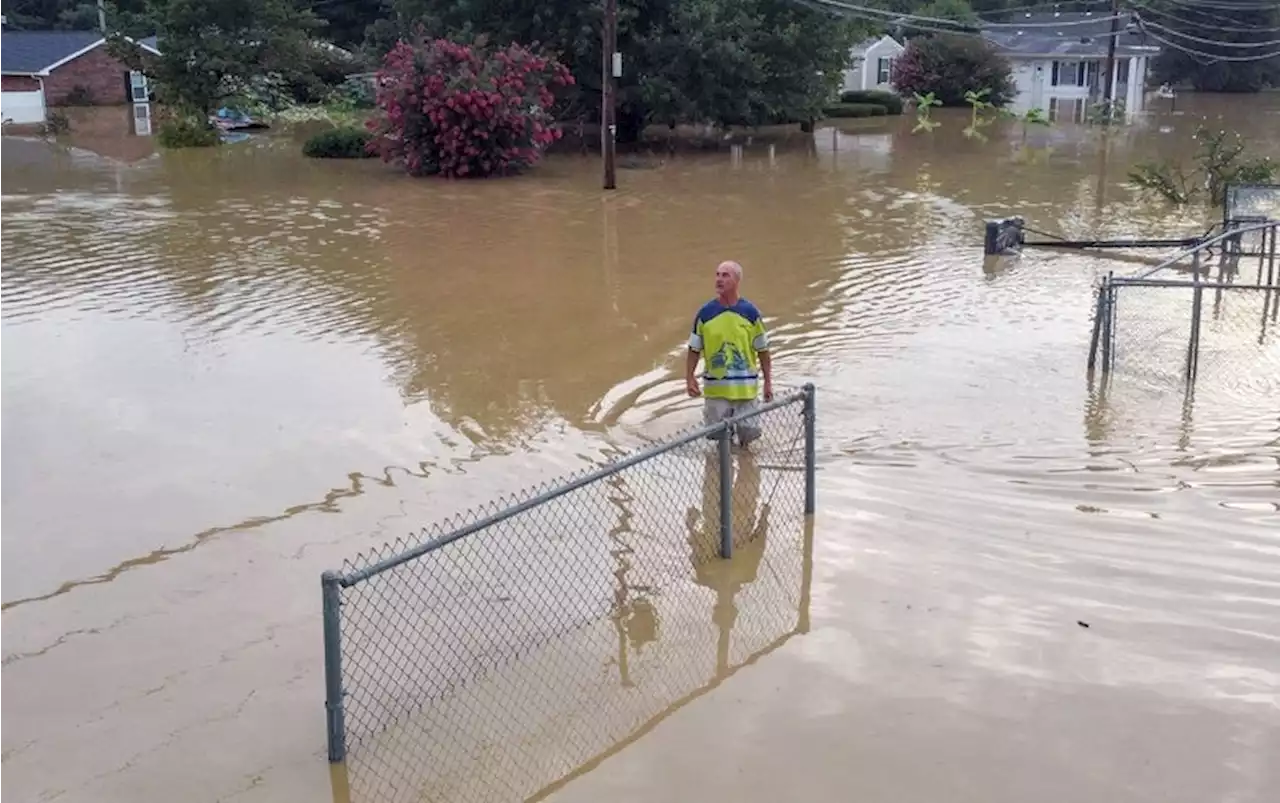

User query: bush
[42,110,71,136]
[157,115,220,148]
[823,103,888,119]
[303,126,374,158]
[891,34,1015,108]
[838,90,904,115]
[64,84,95,106]
[367,36,574,178]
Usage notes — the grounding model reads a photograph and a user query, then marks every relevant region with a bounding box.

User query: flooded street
[3,94,1279,802]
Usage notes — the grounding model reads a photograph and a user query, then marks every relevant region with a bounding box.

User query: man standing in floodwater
[686,260,773,446]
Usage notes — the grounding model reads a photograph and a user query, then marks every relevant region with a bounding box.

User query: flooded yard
[3,94,1279,802]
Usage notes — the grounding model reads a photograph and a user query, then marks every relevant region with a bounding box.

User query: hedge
[838,90,905,115]
[302,126,374,158]
[822,103,889,119]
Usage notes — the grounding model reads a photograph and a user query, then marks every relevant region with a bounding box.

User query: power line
[794,0,1129,32]
[1130,1,1280,33]
[1140,18,1280,47]
[1140,26,1280,61]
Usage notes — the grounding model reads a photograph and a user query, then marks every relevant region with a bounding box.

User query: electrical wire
[1130,1,1280,33]
[792,0,1128,31]
[1140,18,1280,47]
[1140,25,1280,61]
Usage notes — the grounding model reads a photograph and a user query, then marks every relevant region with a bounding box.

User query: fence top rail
[1132,218,1279,282]
[327,383,813,588]
[1111,279,1280,291]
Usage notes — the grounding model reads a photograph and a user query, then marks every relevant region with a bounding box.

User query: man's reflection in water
[685,443,771,674]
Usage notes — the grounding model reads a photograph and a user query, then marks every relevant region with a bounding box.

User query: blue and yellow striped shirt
[688,299,770,401]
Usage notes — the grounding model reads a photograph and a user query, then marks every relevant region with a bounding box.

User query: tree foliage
[891,33,1015,107]
[367,36,573,178]
[1142,1,1280,93]
[104,0,323,114]
[373,0,868,138]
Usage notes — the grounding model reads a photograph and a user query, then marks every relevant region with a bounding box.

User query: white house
[841,35,905,95]
[982,11,1160,121]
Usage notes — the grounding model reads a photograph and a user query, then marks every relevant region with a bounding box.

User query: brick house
[1,29,160,125]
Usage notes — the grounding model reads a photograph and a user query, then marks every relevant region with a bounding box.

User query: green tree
[1143,1,1280,92]
[378,0,868,139]
[106,0,323,114]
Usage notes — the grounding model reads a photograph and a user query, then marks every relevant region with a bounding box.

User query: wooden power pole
[602,0,618,190]
[1102,0,1120,116]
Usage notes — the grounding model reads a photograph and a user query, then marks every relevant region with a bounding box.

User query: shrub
[303,126,374,158]
[1129,125,1276,207]
[157,115,220,148]
[367,36,574,178]
[64,84,95,106]
[891,34,1015,108]
[838,90,904,115]
[822,103,888,119]
[42,110,72,136]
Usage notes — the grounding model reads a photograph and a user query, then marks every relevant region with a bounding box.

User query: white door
[132,101,152,136]
[1030,64,1046,111]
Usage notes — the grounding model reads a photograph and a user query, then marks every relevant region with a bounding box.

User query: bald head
[714,260,743,302]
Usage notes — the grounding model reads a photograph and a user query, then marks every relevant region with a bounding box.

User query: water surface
[3,95,1278,802]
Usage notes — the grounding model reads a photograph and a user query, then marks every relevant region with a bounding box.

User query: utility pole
[602,0,618,190]
[1102,0,1120,117]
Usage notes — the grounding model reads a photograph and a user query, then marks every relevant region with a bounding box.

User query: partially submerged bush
[303,126,374,158]
[822,103,888,119]
[1129,125,1276,207]
[367,36,574,178]
[891,34,1015,108]
[838,90,904,115]
[157,115,220,148]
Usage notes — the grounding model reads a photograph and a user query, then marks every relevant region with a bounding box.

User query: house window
[876,57,893,85]
[1050,61,1085,87]
[129,71,148,103]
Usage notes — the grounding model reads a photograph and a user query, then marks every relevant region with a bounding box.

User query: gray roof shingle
[981,12,1158,58]
[1,30,104,74]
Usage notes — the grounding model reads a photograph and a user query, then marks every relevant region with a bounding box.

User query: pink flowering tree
[367,36,574,179]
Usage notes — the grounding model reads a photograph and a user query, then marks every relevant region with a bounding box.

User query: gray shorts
[703,397,763,445]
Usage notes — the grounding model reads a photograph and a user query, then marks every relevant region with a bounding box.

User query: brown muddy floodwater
[3,94,1279,803]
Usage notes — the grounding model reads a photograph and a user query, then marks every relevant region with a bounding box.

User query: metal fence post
[322,571,347,764]
[802,383,816,516]
[1087,281,1106,373]
[718,424,733,559]
[1100,274,1115,374]
[1188,283,1204,383]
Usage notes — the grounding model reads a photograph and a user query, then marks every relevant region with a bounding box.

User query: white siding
[1,89,46,124]
[841,36,905,94]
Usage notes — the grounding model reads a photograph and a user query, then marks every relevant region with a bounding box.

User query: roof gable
[1,30,104,74]
[851,35,905,57]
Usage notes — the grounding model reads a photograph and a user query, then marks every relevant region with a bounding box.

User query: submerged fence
[1089,219,1280,385]
[322,385,816,803]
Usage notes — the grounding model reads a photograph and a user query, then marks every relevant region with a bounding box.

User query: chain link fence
[322,386,816,803]
[1095,279,1280,389]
